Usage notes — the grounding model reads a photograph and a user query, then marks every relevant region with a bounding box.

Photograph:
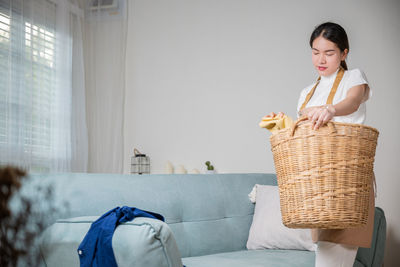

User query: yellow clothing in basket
[259,114,294,134]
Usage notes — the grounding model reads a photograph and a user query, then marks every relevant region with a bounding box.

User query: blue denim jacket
[78,206,164,267]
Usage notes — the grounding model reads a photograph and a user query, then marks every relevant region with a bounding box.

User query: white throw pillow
[246,184,316,251]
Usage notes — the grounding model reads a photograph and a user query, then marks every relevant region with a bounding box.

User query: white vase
[164,161,174,174]
[205,170,215,174]
[176,165,187,174]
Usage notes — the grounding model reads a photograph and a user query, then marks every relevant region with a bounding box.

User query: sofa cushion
[246,185,316,251]
[182,249,367,267]
[40,216,183,267]
[182,249,315,267]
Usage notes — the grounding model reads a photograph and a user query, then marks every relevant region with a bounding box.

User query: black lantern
[131,148,150,174]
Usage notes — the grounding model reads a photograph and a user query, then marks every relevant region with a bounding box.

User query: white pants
[315,241,358,267]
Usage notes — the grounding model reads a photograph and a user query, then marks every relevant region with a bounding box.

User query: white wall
[123,0,400,265]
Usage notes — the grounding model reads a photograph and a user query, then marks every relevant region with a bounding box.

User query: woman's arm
[331,84,367,116]
[302,84,367,130]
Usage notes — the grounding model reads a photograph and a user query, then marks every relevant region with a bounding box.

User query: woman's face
[311,35,348,76]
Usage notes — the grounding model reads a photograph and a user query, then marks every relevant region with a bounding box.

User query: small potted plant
[205,161,215,174]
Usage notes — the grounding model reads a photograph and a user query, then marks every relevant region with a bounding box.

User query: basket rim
[269,120,379,138]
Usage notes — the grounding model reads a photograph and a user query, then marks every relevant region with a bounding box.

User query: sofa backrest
[29,173,276,258]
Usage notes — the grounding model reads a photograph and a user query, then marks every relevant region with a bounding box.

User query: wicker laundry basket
[270,117,379,229]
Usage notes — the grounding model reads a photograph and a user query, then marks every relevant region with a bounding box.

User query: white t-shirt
[297,68,371,124]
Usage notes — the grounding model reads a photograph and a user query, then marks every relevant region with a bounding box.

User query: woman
[297,22,375,267]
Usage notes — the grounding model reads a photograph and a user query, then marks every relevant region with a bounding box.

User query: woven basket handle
[326,121,336,134]
[290,116,308,136]
[291,116,336,136]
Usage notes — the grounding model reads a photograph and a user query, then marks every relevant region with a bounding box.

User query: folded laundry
[78,206,164,267]
[259,112,294,134]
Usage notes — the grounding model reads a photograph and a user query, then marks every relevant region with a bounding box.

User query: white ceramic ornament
[165,161,174,174]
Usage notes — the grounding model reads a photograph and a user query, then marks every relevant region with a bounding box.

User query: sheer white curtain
[83,0,128,173]
[0,0,88,172]
[71,2,88,172]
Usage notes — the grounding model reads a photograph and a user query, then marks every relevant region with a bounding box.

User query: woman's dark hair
[310,22,349,70]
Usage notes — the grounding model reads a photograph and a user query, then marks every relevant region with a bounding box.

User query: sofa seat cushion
[182,249,368,267]
[182,249,315,267]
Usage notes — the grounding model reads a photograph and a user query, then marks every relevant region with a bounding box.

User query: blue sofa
[35,173,386,267]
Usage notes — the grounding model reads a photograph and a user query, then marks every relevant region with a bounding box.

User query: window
[0,0,58,171]
[0,12,10,144]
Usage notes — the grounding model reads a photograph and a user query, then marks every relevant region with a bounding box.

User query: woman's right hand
[300,105,335,130]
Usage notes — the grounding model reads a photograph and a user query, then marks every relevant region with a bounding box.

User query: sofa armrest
[355,207,386,267]
[40,216,183,267]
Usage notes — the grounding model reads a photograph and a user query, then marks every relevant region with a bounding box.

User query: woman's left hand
[303,104,336,130]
